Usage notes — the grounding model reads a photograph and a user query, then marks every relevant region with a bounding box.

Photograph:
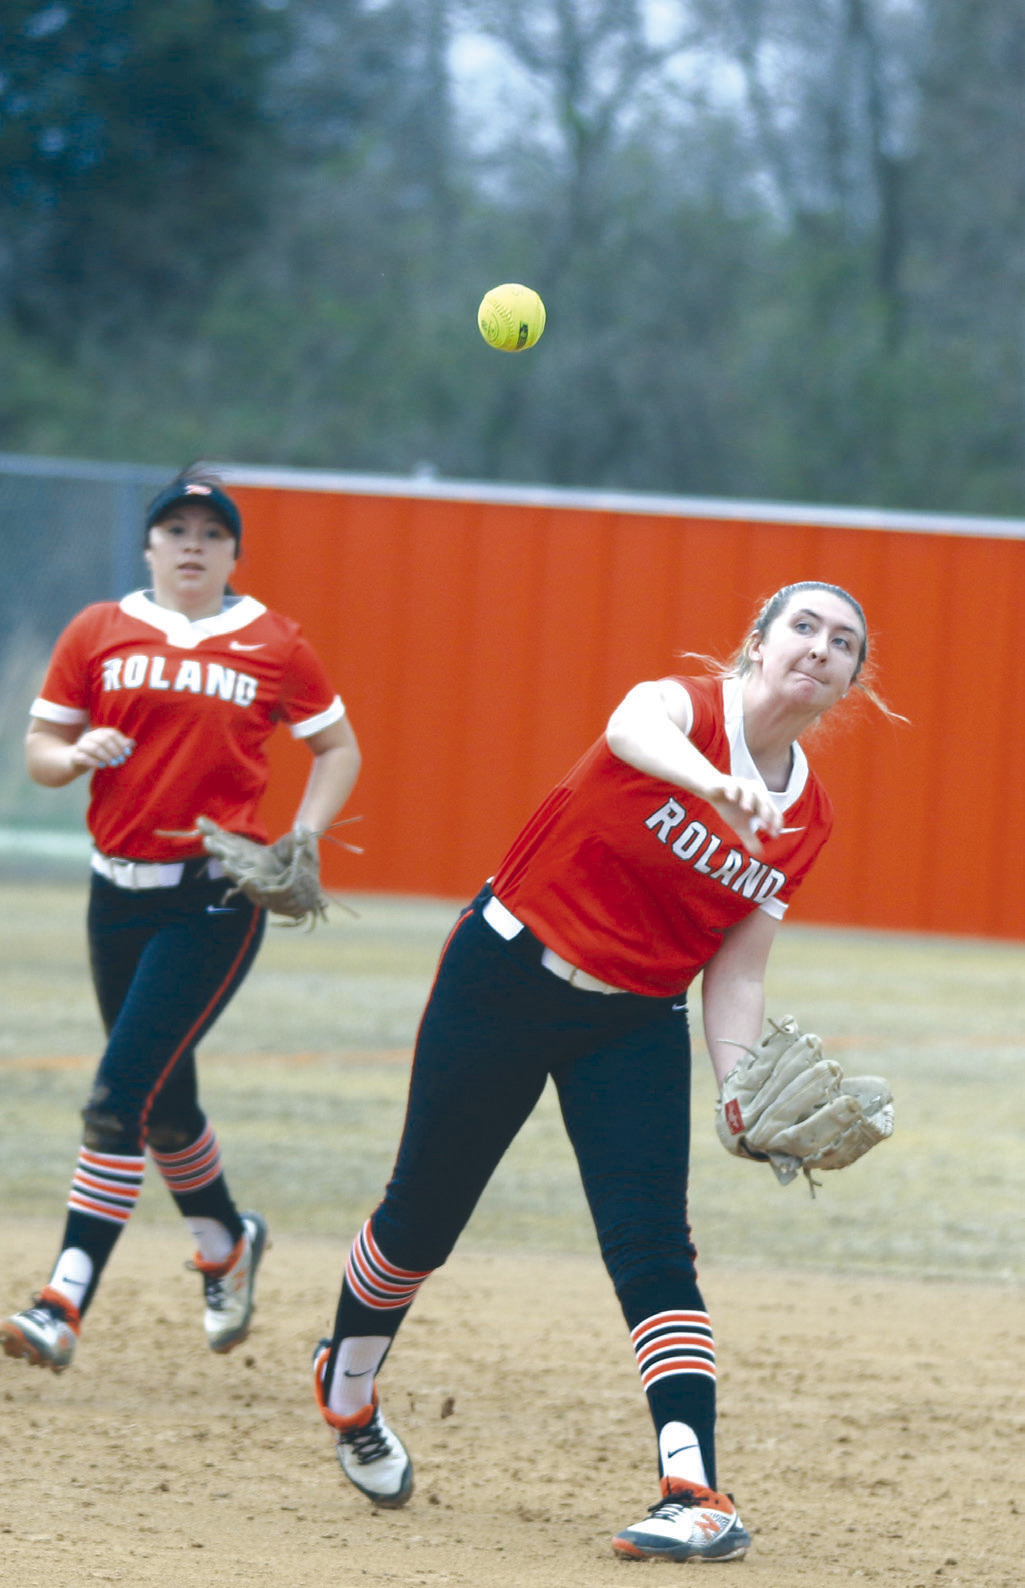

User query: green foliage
[0,0,288,340]
[0,0,1021,515]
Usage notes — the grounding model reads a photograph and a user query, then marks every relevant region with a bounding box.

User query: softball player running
[0,471,360,1373]
[313,581,891,1560]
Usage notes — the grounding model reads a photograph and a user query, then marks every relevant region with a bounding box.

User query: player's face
[146,505,238,617]
[750,590,864,717]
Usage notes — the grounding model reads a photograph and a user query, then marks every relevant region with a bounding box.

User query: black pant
[84,863,265,1151]
[56,863,265,1315]
[337,890,717,1477]
[376,895,696,1304]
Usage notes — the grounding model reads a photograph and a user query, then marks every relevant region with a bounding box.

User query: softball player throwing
[312,581,890,1560]
[0,471,360,1373]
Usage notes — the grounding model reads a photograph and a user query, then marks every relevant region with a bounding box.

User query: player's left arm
[700,906,779,1086]
[292,715,362,834]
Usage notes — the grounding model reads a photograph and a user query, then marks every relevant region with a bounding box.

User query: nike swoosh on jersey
[229,640,265,651]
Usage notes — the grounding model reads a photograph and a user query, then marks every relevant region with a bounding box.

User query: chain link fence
[0,454,170,872]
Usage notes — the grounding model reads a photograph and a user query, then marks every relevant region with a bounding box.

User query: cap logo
[145,478,241,540]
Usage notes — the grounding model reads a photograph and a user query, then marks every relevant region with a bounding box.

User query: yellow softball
[477,283,547,352]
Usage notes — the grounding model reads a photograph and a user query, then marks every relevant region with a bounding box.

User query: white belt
[91,852,226,890]
[481,894,626,995]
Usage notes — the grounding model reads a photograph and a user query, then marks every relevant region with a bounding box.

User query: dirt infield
[1,1216,1022,1588]
[3,887,1025,1583]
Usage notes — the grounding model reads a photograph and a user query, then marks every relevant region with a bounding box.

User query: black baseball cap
[145,478,243,544]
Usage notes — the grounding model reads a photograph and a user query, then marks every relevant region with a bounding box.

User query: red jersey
[490,675,833,997]
[31,590,344,860]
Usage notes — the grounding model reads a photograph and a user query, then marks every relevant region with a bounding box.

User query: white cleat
[612,1477,751,1562]
[191,1212,268,1354]
[0,1289,81,1373]
[313,1339,414,1508]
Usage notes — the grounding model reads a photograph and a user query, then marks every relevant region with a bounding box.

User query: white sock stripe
[67,1150,144,1223]
[161,1161,223,1193]
[73,1166,144,1196]
[152,1139,223,1192]
[361,1221,432,1281]
[345,1249,423,1309]
[148,1123,215,1165]
[354,1223,426,1293]
[641,1359,718,1388]
[344,1220,431,1312]
[631,1311,713,1345]
[636,1333,717,1369]
[67,1183,139,1213]
[631,1310,716,1387]
[150,1138,219,1172]
[344,1259,404,1310]
[78,1148,146,1173]
[66,1194,132,1224]
[74,1161,145,1188]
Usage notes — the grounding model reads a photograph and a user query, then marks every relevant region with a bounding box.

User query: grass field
[2,879,1023,1284]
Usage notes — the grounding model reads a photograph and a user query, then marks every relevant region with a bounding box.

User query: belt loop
[481,893,525,941]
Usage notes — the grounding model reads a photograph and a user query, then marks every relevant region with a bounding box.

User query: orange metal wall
[230,481,1025,939]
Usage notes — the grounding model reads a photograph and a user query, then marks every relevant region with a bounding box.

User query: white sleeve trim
[759,896,788,920]
[672,679,695,736]
[30,697,88,726]
[289,696,345,739]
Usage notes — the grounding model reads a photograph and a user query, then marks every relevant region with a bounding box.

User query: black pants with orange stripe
[60,863,265,1305]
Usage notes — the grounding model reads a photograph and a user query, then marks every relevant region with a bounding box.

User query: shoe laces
[187,1240,248,1311]
[340,1409,391,1466]
[22,1302,63,1329]
[648,1485,722,1522]
[201,1271,238,1312]
[648,1495,696,1522]
[24,1293,72,1328]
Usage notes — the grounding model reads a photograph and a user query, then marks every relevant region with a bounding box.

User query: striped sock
[321,1221,433,1418]
[630,1310,717,1484]
[630,1309,716,1394]
[67,1147,145,1226]
[150,1123,223,1195]
[344,1218,433,1314]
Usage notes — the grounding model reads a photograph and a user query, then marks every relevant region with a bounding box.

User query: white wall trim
[219,462,1025,541]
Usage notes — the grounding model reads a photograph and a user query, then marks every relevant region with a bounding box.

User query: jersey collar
[120,590,268,650]
[722,674,809,813]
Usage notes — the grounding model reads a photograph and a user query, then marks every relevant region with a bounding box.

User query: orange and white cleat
[190,1211,268,1354]
[0,1288,81,1373]
[313,1339,413,1508]
[612,1477,751,1562]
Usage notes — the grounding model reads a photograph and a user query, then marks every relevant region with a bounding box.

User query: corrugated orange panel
[229,481,1024,938]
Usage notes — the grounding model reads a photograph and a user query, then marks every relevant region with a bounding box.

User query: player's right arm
[26,718,135,786]
[605,679,781,855]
